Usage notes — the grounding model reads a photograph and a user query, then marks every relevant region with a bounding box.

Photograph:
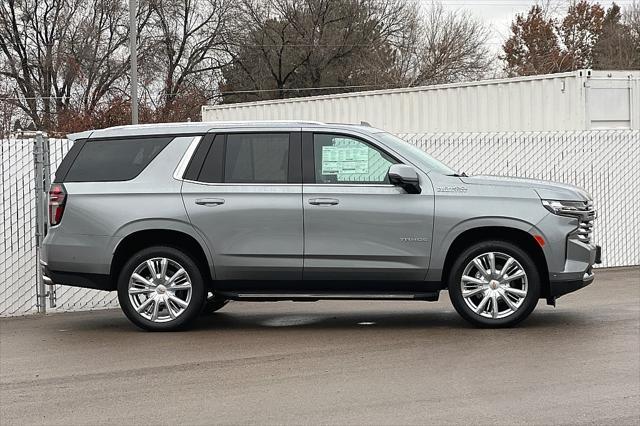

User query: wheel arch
[110,229,214,288]
[440,226,550,298]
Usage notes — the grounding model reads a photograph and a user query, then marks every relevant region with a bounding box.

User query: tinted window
[224,133,289,183]
[313,134,397,184]
[183,134,215,181]
[54,139,86,182]
[65,137,172,182]
[197,134,225,183]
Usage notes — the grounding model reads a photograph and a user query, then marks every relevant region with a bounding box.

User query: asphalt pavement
[1,267,639,425]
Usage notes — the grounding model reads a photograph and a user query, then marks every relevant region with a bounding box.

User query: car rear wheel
[448,240,540,328]
[117,246,206,331]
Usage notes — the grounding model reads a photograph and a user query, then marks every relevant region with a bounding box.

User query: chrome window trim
[181,179,299,186]
[173,136,202,180]
[180,179,394,188]
[304,183,395,188]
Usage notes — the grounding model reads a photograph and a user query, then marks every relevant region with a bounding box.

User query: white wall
[203,70,640,133]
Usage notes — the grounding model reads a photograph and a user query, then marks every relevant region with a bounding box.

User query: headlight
[541,200,587,217]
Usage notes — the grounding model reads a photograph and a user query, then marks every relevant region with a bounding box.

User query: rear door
[302,130,434,288]
[181,129,303,284]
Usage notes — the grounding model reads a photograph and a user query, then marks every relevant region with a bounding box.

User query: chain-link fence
[401,130,639,268]
[1,135,118,316]
[1,129,638,316]
[1,137,38,316]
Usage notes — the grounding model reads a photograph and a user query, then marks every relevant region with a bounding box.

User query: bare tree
[221,0,421,103]
[0,0,72,129]
[146,0,234,119]
[0,0,153,132]
[0,77,19,137]
[626,0,640,39]
[222,0,316,102]
[623,1,640,61]
[67,0,153,115]
[0,0,501,129]
[292,0,418,91]
[593,2,640,69]
[405,2,493,85]
[559,0,605,69]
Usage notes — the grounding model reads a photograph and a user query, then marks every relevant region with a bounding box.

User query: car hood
[460,175,591,201]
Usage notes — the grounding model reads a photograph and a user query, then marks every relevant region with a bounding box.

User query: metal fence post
[42,134,56,308]
[33,132,46,314]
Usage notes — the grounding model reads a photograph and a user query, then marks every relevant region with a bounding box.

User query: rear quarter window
[63,137,172,182]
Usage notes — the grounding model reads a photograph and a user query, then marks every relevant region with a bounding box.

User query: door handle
[195,198,225,206]
[308,198,339,206]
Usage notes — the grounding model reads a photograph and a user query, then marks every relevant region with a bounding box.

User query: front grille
[573,200,596,243]
[576,219,594,243]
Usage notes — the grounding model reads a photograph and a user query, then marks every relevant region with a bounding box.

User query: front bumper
[549,270,595,298]
[548,244,601,299]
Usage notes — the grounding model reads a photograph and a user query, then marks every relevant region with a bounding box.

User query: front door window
[313,134,397,184]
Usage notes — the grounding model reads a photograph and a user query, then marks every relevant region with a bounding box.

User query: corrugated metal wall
[203,70,640,133]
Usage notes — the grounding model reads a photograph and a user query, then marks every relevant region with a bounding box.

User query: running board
[215,291,440,302]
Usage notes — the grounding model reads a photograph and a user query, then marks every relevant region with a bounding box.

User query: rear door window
[224,133,290,183]
[196,134,225,183]
[64,137,172,182]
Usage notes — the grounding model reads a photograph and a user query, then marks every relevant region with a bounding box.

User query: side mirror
[388,164,421,194]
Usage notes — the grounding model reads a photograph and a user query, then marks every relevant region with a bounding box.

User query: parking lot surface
[1,267,639,425]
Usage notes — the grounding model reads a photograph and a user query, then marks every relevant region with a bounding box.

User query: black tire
[448,240,540,328]
[202,293,229,315]
[117,246,206,331]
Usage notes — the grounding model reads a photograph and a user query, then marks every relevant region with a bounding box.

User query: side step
[215,291,440,302]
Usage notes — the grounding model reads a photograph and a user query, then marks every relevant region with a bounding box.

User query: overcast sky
[438,0,639,52]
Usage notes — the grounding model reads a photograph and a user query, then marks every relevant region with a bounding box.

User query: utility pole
[129,0,138,124]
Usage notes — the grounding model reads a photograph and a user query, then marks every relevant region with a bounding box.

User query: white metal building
[202,70,640,133]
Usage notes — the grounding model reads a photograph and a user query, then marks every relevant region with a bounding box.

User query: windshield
[374,133,457,175]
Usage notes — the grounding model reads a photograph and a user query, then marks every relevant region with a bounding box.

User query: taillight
[49,184,67,226]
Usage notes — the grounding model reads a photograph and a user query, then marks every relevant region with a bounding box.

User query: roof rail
[202,120,326,125]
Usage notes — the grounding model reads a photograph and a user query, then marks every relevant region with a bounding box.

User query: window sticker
[321,145,369,175]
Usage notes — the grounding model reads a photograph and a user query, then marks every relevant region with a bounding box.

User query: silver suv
[42,121,601,330]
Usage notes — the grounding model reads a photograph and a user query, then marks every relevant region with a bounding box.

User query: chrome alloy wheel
[460,252,528,319]
[128,257,193,323]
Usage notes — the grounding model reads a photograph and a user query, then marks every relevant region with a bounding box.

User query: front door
[302,132,434,290]
[182,131,303,284]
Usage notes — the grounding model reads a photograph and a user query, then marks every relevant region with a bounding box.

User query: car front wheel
[117,246,206,331]
[448,240,541,328]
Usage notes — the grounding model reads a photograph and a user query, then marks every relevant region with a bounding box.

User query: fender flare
[427,216,538,282]
[109,218,216,279]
